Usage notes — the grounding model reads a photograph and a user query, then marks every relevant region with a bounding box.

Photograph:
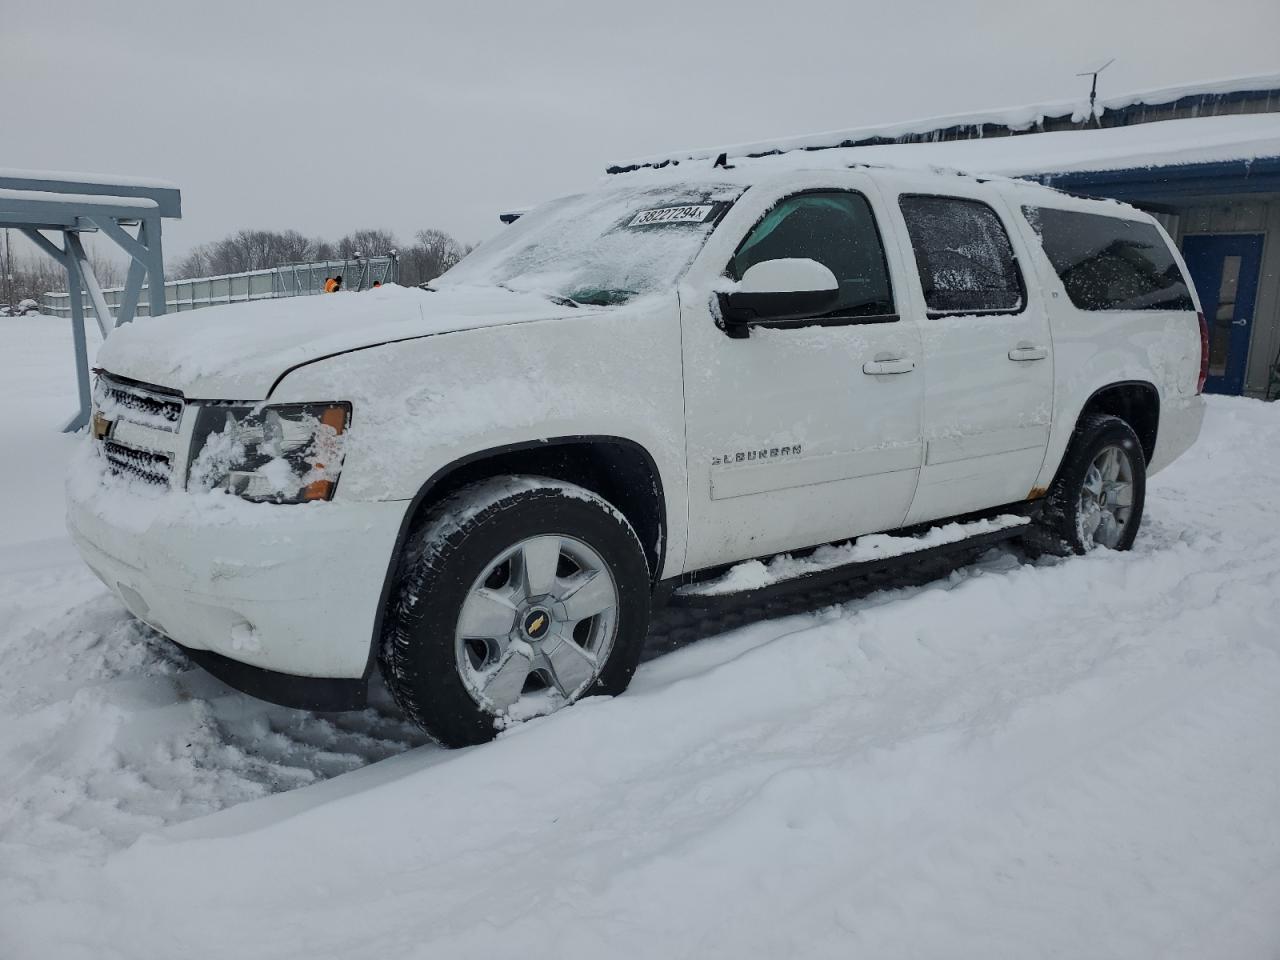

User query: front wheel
[1036,414,1147,554]
[379,476,651,747]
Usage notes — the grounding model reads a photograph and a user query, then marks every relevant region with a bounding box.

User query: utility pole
[3,228,11,307]
[1076,58,1116,127]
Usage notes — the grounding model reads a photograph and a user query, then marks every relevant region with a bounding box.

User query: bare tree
[3,222,478,311]
[163,225,471,290]
[88,244,123,289]
[173,229,329,278]
[398,228,469,286]
[1,245,68,308]
[337,228,399,260]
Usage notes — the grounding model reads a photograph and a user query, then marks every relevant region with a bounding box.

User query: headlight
[187,402,351,503]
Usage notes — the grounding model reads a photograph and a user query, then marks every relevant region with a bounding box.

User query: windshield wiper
[566,289,636,307]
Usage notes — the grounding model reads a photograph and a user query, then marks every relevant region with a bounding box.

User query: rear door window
[899,195,1025,315]
[1022,206,1194,311]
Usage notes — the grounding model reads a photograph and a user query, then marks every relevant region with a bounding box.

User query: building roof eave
[1032,156,1280,201]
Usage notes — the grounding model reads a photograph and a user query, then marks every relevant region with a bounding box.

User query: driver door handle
[862,355,916,376]
[1008,343,1048,362]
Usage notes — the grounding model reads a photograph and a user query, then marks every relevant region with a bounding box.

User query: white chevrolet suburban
[67,163,1207,746]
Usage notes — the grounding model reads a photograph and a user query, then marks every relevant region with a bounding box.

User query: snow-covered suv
[67,163,1206,746]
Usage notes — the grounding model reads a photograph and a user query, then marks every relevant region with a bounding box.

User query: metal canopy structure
[0,169,181,431]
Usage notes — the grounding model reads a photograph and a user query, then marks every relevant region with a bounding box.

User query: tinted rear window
[1022,206,1194,311]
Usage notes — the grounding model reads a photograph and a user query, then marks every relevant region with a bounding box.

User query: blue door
[1181,234,1264,395]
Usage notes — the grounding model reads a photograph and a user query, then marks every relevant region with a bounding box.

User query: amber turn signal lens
[302,405,349,501]
[302,479,334,501]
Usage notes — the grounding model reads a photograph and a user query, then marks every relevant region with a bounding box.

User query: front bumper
[67,444,406,685]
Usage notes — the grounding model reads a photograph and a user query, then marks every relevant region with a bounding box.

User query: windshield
[437,180,744,306]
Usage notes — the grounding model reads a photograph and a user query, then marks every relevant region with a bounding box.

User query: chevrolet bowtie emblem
[523,610,551,639]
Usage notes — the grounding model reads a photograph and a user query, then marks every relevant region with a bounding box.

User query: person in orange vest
[323,276,337,293]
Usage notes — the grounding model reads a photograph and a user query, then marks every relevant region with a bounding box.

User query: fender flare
[1040,379,1160,494]
[362,435,668,679]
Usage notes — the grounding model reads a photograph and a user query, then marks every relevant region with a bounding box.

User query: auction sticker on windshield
[628,205,715,227]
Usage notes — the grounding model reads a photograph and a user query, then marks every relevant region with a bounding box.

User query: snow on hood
[94,283,568,399]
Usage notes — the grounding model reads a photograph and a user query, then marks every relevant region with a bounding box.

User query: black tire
[379,476,651,748]
[1033,414,1147,555]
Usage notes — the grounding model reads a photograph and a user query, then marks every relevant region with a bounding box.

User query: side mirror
[718,258,839,338]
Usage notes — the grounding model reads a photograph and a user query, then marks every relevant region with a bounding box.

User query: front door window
[729,191,896,321]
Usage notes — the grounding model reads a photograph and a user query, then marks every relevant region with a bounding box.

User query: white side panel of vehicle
[1004,198,1205,490]
[678,172,925,571]
[874,177,1055,525]
[268,297,692,579]
[708,442,923,501]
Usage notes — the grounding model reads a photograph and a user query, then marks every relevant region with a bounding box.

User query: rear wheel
[379,476,651,747]
[1034,414,1147,555]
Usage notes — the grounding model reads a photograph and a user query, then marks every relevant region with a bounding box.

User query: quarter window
[729,191,895,320]
[1022,206,1194,311]
[899,195,1024,315]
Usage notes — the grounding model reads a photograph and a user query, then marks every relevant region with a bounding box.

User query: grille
[102,439,173,486]
[94,374,185,488]
[97,377,183,428]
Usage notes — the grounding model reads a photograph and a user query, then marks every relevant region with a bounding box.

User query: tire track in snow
[0,530,997,873]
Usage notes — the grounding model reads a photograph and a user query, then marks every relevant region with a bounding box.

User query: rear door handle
[1008,343,1048,362]
[862,355,916,376]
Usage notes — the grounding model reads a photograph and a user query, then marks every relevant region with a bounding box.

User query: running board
[667,513,1032,609]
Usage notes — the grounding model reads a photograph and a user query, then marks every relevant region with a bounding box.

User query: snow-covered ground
[3,314,1280,959]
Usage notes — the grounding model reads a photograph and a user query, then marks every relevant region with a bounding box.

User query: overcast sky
[4,0,1278,263]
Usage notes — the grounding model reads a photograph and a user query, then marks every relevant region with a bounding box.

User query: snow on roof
[0,169,182,219]
[610,71,1280,173]
[799,113,1280,179]
[0,167,178,190]
[610,114,1280,189]
[0,187,159,210]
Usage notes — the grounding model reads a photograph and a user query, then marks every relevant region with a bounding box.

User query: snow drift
[3,317,1280,959]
